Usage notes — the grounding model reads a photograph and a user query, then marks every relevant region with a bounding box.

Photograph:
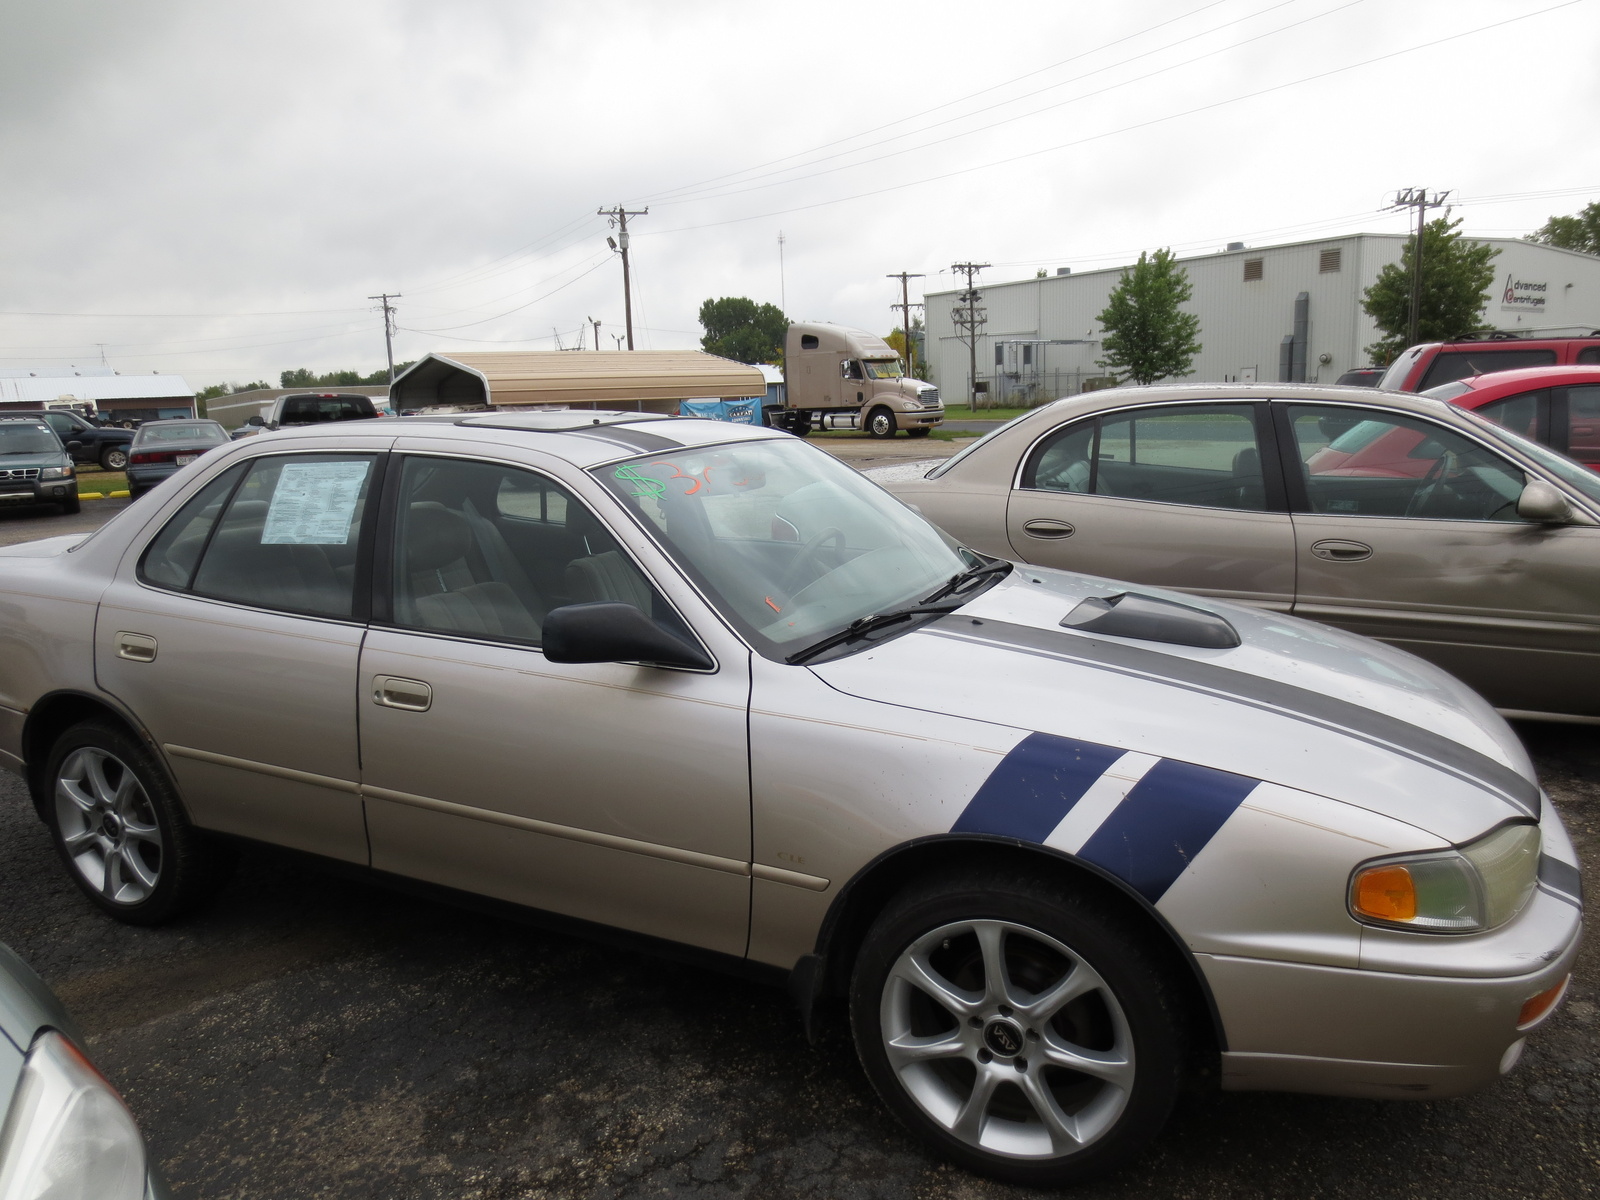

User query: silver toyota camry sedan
[0,411,1582,1186]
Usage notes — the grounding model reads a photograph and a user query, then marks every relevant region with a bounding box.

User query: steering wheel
[782,526,847,593]
[1404,451,1456,518]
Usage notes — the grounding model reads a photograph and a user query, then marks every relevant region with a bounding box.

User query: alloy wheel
[54,746,164,905]
[879,918,1134,1160]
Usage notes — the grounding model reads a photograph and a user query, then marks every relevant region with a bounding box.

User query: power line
[638,0,1582,238]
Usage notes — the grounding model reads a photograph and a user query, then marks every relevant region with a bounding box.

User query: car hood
[808,567,1538,844]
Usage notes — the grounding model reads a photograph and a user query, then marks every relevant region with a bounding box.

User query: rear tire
[866,407,897,439]
[789,413,811,437]
[43,721,235,925]
[99,445,129,471]
[850,869,1186,1186]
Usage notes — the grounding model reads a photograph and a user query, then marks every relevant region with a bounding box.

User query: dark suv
[0,417,79,515]
[4,409,136,471]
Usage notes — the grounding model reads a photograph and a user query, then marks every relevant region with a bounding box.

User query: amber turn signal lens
[1518,976,1570,1029]
[1353,864,1417,921]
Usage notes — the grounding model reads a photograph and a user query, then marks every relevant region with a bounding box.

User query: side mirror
[64,440,82,452]
[246,415,265,427]
[1517,479,1573,525]
[541,602,713,671]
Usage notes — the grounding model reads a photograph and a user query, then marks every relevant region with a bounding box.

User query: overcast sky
[1,0,1596,388]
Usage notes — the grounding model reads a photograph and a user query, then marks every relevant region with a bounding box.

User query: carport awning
[391,351,767,412]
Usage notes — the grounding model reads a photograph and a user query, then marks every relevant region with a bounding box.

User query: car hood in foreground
[808,568,1537,845]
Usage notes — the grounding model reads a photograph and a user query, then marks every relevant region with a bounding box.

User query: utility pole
[951,262,989,408]
[368,292,401,384]
[887,272,924,376]
[778,231,787,315]
[599,206,648,349]
[1387,188,1450,349]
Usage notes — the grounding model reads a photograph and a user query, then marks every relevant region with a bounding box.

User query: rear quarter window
[1419,348,1557,390]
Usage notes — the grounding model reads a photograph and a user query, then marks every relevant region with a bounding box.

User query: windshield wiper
[919,558,1012,605]
[786,604,959,665]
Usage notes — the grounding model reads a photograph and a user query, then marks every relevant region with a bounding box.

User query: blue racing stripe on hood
[951,733,1124,843]
[1076,758,1259,903]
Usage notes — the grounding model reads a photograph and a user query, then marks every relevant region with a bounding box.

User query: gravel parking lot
[0,442,1592,1199]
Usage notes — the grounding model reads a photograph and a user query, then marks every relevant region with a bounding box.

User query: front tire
[43,721,233,924]
[906,426,932,438]
[850,870,1186,1186]
[57,493,80,515]
[99,445,129,471]
[866,407,897,439]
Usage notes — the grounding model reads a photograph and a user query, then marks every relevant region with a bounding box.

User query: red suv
[1423,364,1600,470]
[1377,333,1600,392]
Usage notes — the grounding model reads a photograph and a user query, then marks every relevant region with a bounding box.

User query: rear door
[1277,401,1600,716]
[96,447,383,860]
[1004,401,1296,609]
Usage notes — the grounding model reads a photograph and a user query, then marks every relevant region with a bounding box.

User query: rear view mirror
[1517,480,1573,525]
[542,602,713,671]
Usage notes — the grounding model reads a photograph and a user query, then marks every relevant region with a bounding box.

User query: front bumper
[0,480,78,507]
[904,406,944,427]
[1204,882,1582,1099]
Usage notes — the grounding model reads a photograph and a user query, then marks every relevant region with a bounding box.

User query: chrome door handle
[373,676,432,712]
[1023,519,1075,539]
[1310,539,1373,561]
[114,632,157,662]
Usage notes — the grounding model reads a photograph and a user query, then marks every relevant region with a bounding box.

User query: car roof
[1436,364,1600,396]
[242,409,786,469]
[1027,381,1461,422]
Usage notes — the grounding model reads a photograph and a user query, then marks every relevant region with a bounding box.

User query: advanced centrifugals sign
[1501,275,1549,312]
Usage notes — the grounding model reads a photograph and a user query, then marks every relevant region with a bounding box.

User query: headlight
[38,467,73,480]
[0,1030,147,1200]
[1349,822,1541,933]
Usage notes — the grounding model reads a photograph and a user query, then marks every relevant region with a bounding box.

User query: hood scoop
[1060,591,1240,649]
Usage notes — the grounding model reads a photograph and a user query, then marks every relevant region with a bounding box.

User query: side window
[1022,421,1094,493]
[389,457,680,646]
[1286,406,1525,522]
[1575,346,1600,365]
[187,454,376,616]
[138,464,247,590]
[1477,390,1545,440]
[1093,404,1267,510]
[42,413,71,438]
[1565,385,1600,460]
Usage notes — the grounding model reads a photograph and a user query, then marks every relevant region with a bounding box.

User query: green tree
[884,316,929,379]
[1528,201,1600,256]
[1094,248,1202,384]
[278,364,412,388]
[698,297,787,364]
[1362,216,1499,363]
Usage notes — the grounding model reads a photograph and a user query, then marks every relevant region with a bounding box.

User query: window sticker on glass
[262,461,370,544]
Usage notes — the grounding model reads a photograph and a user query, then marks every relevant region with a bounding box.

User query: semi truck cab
[777,322,943,438]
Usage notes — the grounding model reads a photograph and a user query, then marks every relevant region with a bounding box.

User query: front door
[357,450,753,956]
[95,451,381,861]
[1278,402,1600,716]
[1004,401,1296,609]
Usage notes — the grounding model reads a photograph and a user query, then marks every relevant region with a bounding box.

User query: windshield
[133,421,228,446]
[0,423,62,455]
[1456,408,1600,506]
[1377,347,1425,391]
[862,359,904,380]
[593,439,972,659]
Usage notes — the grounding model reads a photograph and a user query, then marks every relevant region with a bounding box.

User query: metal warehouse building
[0,367,195,423]
[924,234,1600,406]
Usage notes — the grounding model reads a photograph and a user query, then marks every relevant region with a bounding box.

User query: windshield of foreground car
[1457,408,1600,505]
[0,423,62,455]
[594,438,976,659]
